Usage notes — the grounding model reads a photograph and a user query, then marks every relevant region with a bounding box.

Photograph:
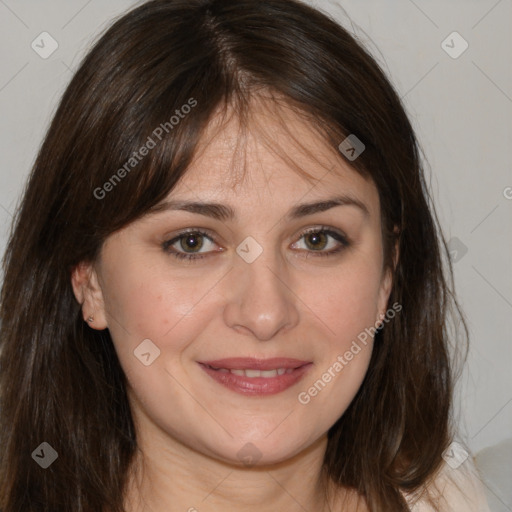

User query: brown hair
[0,0,468,510]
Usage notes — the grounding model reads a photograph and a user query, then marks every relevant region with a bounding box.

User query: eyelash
[162,226,350,261]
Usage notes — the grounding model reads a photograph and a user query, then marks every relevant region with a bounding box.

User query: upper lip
[199,357,311,370]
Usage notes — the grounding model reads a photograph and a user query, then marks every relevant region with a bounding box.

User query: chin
[202,431,314,468]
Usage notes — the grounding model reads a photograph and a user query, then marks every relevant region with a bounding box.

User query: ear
[375,234,399,326]
[71,261,108,330]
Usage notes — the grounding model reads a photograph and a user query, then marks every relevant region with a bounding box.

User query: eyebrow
[146,194,370,221]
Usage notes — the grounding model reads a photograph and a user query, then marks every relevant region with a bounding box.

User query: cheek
[300,256,382,405]
[298,270,378,427]
[102,255,233,396]
[313,260,383,342]
[102,254,197,338]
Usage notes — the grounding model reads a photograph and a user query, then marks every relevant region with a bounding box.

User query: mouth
[197,358,312,395]
[202,365,299,377]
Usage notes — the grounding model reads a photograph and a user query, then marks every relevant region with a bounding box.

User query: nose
[222,245,300,341]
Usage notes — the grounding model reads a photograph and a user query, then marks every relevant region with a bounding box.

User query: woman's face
[74,103,394,466]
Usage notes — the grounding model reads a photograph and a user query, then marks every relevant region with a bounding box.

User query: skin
[72,98,396,512]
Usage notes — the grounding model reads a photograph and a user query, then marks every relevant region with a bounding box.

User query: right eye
[162,229,219,261]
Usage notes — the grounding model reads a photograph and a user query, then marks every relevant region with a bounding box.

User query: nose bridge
[222,235,299,340]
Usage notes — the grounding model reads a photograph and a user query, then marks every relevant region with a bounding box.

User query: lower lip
[198,363,313,396]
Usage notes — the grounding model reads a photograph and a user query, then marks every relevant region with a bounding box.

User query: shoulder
[402,451,491,512]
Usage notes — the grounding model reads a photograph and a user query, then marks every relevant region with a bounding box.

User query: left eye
[162,227,350,261]
[291,228,349,255]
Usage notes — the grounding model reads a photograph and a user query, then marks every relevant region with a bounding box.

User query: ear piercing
[87,316,94,323]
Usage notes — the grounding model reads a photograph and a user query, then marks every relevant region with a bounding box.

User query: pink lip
[198,358,312,396]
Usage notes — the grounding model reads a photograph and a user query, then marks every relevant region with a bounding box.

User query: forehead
[167,96,380,217]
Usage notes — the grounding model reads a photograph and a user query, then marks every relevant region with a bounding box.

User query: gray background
[0,0,511,468]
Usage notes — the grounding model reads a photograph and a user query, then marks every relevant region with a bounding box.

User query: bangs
[92,82,366,244]
[56,0,382,262]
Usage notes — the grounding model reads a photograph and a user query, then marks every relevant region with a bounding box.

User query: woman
[0,0,490,510]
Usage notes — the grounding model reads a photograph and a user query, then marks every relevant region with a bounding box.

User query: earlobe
[71,261,109,329]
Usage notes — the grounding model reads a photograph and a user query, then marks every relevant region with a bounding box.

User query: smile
[203,365,296,377]
[197,358,313,396]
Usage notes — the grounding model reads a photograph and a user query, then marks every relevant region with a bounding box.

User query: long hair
[0,0,468,510]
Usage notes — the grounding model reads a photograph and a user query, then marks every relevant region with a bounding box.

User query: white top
[402,455,491,511]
